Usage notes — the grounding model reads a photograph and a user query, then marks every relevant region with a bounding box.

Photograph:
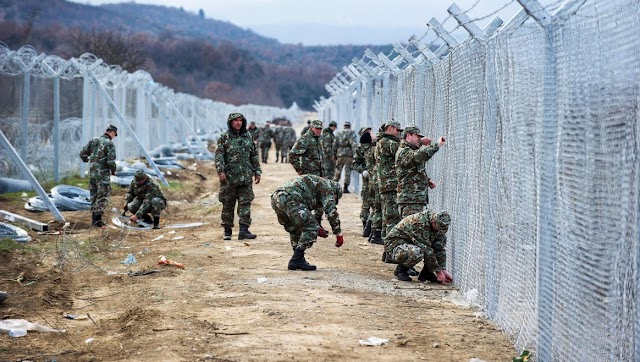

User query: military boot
[343,185,350,194]
[275,155,279,162]
[142,214,153,224]
[287,249,316,271]
[153,216,161,229]
[238,224,257,240]
[394,264,412,282]
[223,227,232,240]
[362,220,372,237]
[93,213,104,228]
[407,267,419,276]
[369,230,383,245]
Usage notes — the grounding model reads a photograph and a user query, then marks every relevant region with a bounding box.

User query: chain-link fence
[317,0,640,360]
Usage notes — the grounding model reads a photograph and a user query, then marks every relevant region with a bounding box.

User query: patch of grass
[0,238,28,253]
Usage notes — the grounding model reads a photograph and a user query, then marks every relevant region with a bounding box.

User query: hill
[0,0,393,109]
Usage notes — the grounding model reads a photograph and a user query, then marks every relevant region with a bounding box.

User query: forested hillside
[0,0,393,109]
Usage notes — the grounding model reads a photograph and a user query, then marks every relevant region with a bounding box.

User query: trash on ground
[8,329,27,337]
[158,255,185,269]
[85,337,95,344]
[63,313,88,320]
[128,269,162,277]
[165,222,209,229]
[358,337,388,346]
[171,236,185,240]
[256,277,268,284]
[122,253,137,265]
[152,235,165,241]
[0,319,65,334]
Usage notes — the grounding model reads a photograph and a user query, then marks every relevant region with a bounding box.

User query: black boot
[275,155,279,162]
[288,249,316,271]
[93,213,104,228]
[343,185,350,194]
[362,220,372,237]
[238,224,257,240]
[153,216,160,229]
[407,267,419,276]
[370,230,383,245]
[142,214,153,224]
[223,227,232,240]
[394,265,412,282]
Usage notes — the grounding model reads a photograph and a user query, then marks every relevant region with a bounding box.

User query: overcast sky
[69,0,533,45]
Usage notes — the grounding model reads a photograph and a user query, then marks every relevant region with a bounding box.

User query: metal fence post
[20,72,30,161]
[53,76,61,182]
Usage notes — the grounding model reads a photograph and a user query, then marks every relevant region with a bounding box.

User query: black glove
[418,264,438,283]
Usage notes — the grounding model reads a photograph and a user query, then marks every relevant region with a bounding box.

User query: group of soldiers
[247,120,298,164]
[216,113,453,284]
[80,124,167,229]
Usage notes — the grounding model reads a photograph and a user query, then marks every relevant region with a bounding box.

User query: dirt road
[0,148,516,361]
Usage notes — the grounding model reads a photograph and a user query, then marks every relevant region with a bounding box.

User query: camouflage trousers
[219,182,255,227]
[359,177,372,224]
[380,191,401,241]
[260,143,271,163]
[333,156,353,186]
[126,197,166,217]
[89,176,111,213]
[274,142,283,160]
[398,203,425,219]
[322,159,336,181]
[271,190,318,251]
[369,181,382,231]
[303,170,326,224]
[280,144,293,162]
[389,243,424,268]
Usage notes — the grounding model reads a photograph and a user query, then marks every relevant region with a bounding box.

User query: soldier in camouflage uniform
[385,210,452,283]
[280,125,297,163]
[333,121,357,193]
[365,125,385,244]
[247,121,260,148]
[271,174,344,271]
[375,120,403,242]
[273,125,284,162]
[215,113,262,240]
[258,122,274,163]
[124,169,167,229]
[396,126,446,218]
[300,120,311,137]
[352,126,374,237]
[320,121,337,179]
[79,124,118,228]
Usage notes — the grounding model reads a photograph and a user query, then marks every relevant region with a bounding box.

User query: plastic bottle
[8,329,27,337]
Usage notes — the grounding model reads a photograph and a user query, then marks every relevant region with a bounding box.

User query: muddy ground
[0,146,517,362]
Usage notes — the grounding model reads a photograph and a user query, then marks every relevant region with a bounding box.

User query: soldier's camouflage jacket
[375,133,401,193]
[320,128,337,159]
[289,130,324,175]
[281,126,297,147]
[273,126,284,145]
[215,113,261,186]
[395,140,440,204]
[79,133,116,179]
[385,210,448,272]
[273,174,341,235]
[247,126,259,143]
[125,177,167,218]
[335,129,357,157]
[353,143,374,174]
[258,126,274,146]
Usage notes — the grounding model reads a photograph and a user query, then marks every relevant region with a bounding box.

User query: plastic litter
[256,277,268,284]
[158,255,185,269]
[8,329,27,337]
[122,253,137,265]
[358,337,389,346]
[63,313,88,320]
[0,319,65,334]
[85,337,95,344]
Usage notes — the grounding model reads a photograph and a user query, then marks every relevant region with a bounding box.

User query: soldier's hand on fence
[254,175,261,184]
[335,234,344,247]
[421,137,432,146]
[219,173,227,183]
[438,136,446,147]
[428,180,436,189]
[443,269,453,283]
[436,270,448,284]
[362,170,369,178]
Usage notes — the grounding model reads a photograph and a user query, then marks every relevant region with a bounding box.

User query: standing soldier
[396,126,446,218]
[385,210,452,283]
[352,126,373,236]
[280,124,297,164]
[271,175,344,271]
[79,124,118,228]
[247,121,260,148]
[376,120,403,255]
[215,112,261,240]
[321,121,337,179]
[300,120,312,137]
[124,169,167,229]
[273,124,285,163]
[289,120,328,234]
[258,122,274,163]
[333,121,357,193]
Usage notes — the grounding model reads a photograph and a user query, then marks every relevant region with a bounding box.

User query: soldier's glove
[362,170,369,178]
[418,266,438,283]
[436,270,448,284]
[335,235,344,247]
[317,226,329,238]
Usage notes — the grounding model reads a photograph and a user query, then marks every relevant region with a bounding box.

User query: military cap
[311,120,323,129]
[358,126,372,137]
[106,124,118,135]
[227,112,244,122]
[344,121,351,128]
[134,169,148,181]
[431,211,451,231]
[385,120,403,131]
[329,121,337,127]
[404,126,424,137]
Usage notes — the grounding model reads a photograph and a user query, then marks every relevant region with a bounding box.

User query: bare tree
[70,26,147,72]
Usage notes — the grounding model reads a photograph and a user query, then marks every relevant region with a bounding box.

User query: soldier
[289,120,328,234]
[396,126,446,218]
[385,210,453,283]
[271,174,344,271]
[376,120,403,241]
[333,121,357,193]
[124,169,167,229]
[300,120,312,137]
[352,126,374,237]
[280,125,297,163]
[273,124,284,162]
[258,122,274,163]
[366,124,385,245]
[247,121,260,148]
[79,124,118,228]
[215,112,261,240]
[321,121,338,179]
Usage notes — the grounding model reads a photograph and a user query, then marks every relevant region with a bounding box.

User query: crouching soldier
[124,169,167,229]
[271,175,344,271]
[385,210,453,283]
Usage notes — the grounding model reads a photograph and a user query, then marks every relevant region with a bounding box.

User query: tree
[70,26,147,72]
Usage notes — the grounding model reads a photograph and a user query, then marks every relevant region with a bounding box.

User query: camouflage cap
[329,121,337,127]
[430,211,451,231]
[358,126,372,137]
[404,126,424,137]
[227,112,244,122]
[385,120,403,131]
[311,120,323,129]
[344,121,351,127]
[106,124,118,135]
[329,180,343,203]
[134,169,148,181]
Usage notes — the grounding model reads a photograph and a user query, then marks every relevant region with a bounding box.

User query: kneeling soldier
[124,169,167,229]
